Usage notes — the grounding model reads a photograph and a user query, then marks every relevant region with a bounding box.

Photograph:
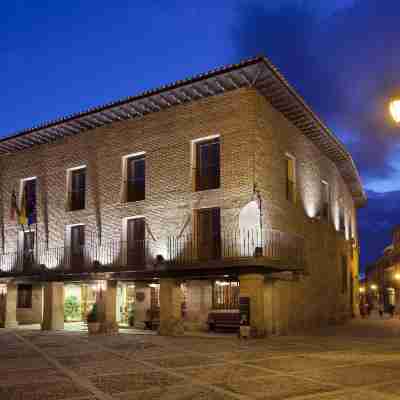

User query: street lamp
[389,99,400,123]
[395,273,400,281]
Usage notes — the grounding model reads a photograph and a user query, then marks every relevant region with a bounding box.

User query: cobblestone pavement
[2,318,400,400]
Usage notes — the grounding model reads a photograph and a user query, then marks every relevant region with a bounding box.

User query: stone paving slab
[90,371,185,394]
[115,384,236,400]
[2,319,400,399]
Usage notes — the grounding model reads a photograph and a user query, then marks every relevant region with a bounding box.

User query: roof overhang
[0,56,366,206]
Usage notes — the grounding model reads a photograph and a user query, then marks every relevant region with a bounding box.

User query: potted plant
[86,304,100,334]
[128,307,135,327]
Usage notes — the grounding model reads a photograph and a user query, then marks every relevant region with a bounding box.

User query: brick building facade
[0,56,365,335]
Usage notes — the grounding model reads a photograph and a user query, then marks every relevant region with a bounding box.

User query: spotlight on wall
[395,273,400,281]
[370,284,377,291]
[359,287,365,294]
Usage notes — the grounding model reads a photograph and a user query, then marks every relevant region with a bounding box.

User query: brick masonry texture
[0,87,360,332]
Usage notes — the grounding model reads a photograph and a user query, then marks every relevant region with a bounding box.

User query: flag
[18,187,27,226]
[10,190,18,221]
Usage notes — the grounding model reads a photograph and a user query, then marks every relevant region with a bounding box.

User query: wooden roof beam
[238,70,251,86]
[158,95,172,107]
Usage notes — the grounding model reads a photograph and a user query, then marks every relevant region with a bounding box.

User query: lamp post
[389,99,400,123]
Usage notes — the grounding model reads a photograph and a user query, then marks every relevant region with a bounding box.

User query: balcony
[0,229,305,278]
[167,229,305,272]
[0,240,151,277]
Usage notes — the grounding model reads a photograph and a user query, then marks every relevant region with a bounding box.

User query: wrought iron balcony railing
[0,240,150,276]
[0,229,305,276]
[167,229,305,268]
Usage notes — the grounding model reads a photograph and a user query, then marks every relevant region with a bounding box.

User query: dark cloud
[233,0,400,183]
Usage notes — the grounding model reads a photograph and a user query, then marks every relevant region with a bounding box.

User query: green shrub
[64,295,81,321]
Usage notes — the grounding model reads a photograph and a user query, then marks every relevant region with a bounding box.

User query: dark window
[24,180,37,225]
[17,284,32,308]
[212,281,239,309]
[286,156,296,203]
[70,169,86,211]
[341,255,348,293]
[195,138,220,191]
[126,156,145,202]
[70,225,85,271]
[321,182,330,220]
[197,208,221,261]
[126,218,146,267]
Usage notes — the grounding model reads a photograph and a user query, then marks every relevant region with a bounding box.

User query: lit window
[212,280,239,309]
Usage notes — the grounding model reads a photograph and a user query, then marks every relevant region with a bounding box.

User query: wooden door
[197,208,221,261]
[127,218,146,267]
[23,232,35,272]
[71,225,85,271]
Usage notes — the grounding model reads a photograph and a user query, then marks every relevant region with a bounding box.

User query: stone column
[134,283,151,329]
[0,282,18,328]
[239,274,265,337]
[105,281,117,324]
[41,282,64,331]
[184,280,212,331]
[159,278,184,336]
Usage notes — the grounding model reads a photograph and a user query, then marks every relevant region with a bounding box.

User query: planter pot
[87,322,100,335]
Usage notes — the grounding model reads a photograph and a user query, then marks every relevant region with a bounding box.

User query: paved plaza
[1,318,400,400]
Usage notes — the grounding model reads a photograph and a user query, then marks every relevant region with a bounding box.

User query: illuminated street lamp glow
[395,273,400,281]
[370,284,378,290]
[359,287,365,293]
[389,99,400,123]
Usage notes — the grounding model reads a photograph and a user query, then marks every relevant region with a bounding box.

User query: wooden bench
[207,311,240,331]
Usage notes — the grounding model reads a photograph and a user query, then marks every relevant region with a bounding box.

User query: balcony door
[127,218,146,268]
[71,225,85,271]
[23,232,35,272]
[197,208,221,261]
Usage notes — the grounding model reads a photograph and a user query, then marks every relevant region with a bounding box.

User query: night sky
[2,1,400,273]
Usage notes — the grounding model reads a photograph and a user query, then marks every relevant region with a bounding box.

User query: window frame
[285,154,296,204]
[212,280,240,310]
[321,180,330,221]
[193,136,220,192]
[67,166,86,212]
[17,284,32,309]
[19,177,37,225]
[124,153,146,203]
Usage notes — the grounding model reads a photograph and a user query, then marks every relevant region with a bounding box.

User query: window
[68,167,86,211]
[126,155,145,202]
[126,217,146,267]
[150,284,160,309]
[20,178,37,225]
[212,280,239,309]
[17,284,32,308]
[321,181,330,220]
[341,255,348,293]
[339,206,345,233]
[286,155,296,203]
[196,208,221,260]
[195,137,220,191]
